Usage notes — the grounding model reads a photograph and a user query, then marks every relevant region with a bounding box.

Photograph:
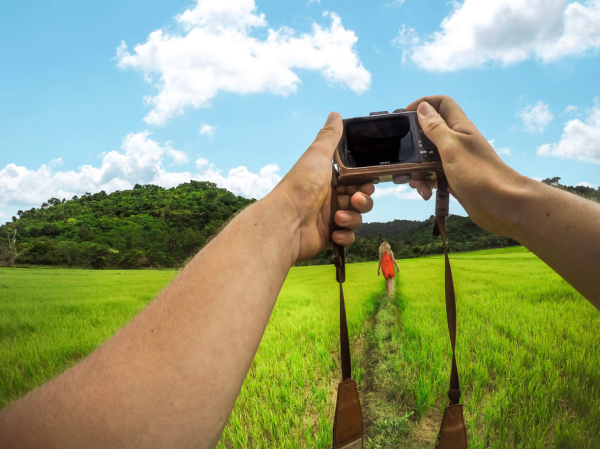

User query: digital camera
[334,109,443,186]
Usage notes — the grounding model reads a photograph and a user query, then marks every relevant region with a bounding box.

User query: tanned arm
[0,112,375,448]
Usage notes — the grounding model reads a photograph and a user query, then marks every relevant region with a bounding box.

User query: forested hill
[300,214,520,266]
[355,219,421,239]
[0,182,253,268]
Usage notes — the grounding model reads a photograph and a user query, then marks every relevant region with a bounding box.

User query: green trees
[0,181,253,269]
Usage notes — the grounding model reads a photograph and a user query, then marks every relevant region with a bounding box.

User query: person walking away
[378,242,399,296]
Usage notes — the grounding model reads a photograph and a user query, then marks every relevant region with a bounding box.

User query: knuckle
[319,122,342,138]
[426,118,446,134]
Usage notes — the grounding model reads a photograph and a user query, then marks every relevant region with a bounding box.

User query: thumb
[307,111,343,159]
[417,101,452,149]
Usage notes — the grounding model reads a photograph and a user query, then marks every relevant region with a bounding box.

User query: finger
[336,183,375,196]
[332,229,355,247]
[337,192,374,213]
[405,95,476,134]
[409,180,433,201]
[305,112,343,160]
[418,183,433,201]
[335,210,363,230]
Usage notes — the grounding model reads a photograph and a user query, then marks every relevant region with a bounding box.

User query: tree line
[1,177,597,269]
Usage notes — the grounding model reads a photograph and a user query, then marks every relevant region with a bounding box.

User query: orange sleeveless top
[382,251,395,279]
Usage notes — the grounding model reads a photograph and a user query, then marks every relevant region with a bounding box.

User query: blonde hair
[379,242,391,256]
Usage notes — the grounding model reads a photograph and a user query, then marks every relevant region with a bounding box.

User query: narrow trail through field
[359,280,438,449]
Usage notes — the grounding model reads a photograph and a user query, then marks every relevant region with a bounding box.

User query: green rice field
[0,246,598,448]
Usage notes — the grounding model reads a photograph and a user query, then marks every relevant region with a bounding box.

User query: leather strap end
[436,404,468,449]
[448,388,462,405]
[333,380,364,449]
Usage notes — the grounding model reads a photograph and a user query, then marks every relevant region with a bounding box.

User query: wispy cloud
[517,101,554,133]
[488,139,512,156]
[199,123,217,140]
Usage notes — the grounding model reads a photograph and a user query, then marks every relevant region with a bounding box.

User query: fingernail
[418,101,435,117]
[326,111,339,124]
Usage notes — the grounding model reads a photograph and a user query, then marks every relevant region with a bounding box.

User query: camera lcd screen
[345,116,416,167]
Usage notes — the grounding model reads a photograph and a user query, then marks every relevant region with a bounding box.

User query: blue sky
[1,0,599,224]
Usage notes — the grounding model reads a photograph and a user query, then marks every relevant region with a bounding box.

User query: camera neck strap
[433,176,462,406]
[328,169,464,448]
[330,167,364,449]
[330,166,351,381]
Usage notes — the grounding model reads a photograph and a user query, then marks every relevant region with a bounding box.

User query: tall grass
[374,247,600,448]
[0,268,177,408]
[218,262,383,448]
[2,247,598,448]
[0,264,384,448]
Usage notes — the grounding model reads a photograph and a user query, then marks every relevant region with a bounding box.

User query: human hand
[267,112,374,263]
[405,96,528,237]
[378,270,381,276]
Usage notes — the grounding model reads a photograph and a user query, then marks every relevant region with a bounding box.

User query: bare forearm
[0,194,299,448]
[509,178,600,309]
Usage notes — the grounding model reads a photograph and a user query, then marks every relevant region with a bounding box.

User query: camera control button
[423,139,436,150]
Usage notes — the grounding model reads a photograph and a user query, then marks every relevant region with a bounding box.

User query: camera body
[334,109,443,186]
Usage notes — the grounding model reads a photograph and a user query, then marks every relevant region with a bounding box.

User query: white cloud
[195,158,281,198]
[577,181,599,188]
[116,0,371,125]
[199,123,217,140]
[396,0,600,72]
[0,131,281,217]
[563,105,577,114]
[517,101,554,132]
[537,104,600,163]
[372,184,421,200]
[391,25,419,63]
[49,157,64,168]
[387,0,406,7]
[488,139,512,155]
